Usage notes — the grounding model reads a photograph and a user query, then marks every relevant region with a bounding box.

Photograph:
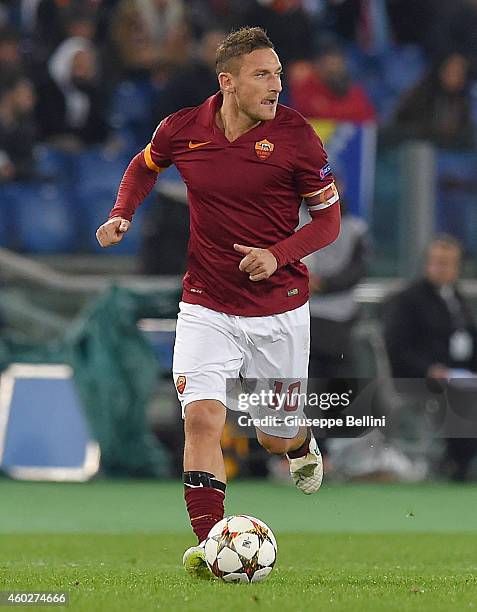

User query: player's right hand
[96,217,130,247]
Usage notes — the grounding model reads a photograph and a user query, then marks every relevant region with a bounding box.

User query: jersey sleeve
[143,115,174,172]
[294,122,339,212]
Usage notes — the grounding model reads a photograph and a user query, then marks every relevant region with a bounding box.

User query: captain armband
[302,182,339,212]
[143,143,168,173]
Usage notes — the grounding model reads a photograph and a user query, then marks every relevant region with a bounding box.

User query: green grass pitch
[0,479,476,611]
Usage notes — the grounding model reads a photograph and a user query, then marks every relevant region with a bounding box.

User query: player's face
[233,48,283,122]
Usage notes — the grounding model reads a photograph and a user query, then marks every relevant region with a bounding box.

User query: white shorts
[172,301,310,438]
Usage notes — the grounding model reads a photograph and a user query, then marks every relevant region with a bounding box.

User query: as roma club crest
[176,375,186,394]
[255,139,274,160]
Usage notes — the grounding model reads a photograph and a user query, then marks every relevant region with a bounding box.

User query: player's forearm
[269,203,341,268]
[108,152,158,221]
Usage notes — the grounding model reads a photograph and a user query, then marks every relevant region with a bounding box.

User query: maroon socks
[286,427,312,459]
[183,471,226,543]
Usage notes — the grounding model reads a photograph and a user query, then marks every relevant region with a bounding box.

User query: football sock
[286,427,312,459]
[184,471,226,543]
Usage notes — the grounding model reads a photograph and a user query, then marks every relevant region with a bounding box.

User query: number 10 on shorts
[269,381,301,412]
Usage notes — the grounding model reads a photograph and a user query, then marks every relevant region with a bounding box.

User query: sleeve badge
[176,375,187,394]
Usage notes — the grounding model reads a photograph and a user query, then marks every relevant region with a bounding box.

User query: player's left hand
[234,243,278,282]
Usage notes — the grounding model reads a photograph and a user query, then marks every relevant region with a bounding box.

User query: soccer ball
[204,515,277,583]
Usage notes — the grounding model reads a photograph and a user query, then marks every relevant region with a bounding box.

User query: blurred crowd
[2,0,477,184]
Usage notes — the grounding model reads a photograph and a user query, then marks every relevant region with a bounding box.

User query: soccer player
[96,27,340,578]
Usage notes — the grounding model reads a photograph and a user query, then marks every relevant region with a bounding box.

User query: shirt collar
[197,91,223,128]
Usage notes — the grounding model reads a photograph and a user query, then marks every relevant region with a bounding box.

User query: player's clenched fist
[96,217,130,247]
[234,243,278,282]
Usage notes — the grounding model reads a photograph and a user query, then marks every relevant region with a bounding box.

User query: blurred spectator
[0,70,37,182]
[28,2,100,65]
[384,236,477,480]
[392,52,474,149]
[108,0,160,80]
[35,36,110,150]
[0,25,23,72]
[385,236,477,378]
[240,0,315,65]
[139,0,188,64]
[108,0,189,80]
[289,42,376,122]
[154,28,224,122]
[3,2,103,74]
[62,5,97,41]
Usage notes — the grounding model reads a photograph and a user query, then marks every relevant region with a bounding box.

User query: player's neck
[217,103,261,142]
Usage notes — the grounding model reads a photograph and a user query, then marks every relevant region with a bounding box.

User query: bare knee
[257,432,292,455]
[184,400,226,441]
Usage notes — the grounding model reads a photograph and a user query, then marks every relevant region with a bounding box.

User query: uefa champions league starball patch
[319,163,332,179]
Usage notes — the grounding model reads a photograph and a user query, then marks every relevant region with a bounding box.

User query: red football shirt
[147,92,334,316]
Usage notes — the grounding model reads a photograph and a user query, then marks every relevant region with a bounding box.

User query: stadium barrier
[0,364,100,481]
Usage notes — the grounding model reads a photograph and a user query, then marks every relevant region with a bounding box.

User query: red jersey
[146,92,334,316]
